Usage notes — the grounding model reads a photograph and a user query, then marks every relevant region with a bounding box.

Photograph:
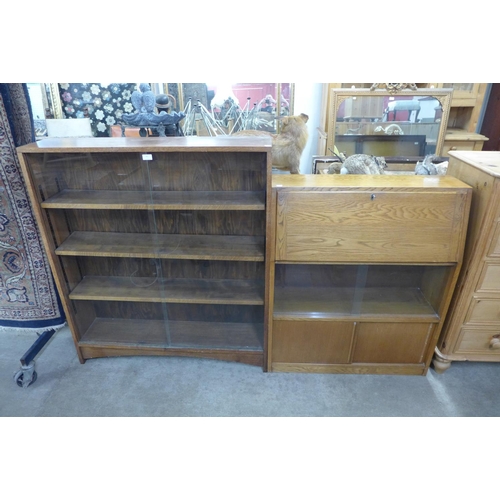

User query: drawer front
[477,263,500,292]
[272,320,355,364]
[456,327,500,355]
[466,297,500,324]
[443,141,479,153]
[487,222,500,258]
[276,190,466,262]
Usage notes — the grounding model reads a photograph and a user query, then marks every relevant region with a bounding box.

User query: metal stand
[210,97,264,134]
[226,98,254,134]
[182,98,227,136]
[13,329,56,388]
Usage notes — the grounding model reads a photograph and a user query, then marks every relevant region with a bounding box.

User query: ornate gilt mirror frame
[327,86,453,157]
[42,83,64,118]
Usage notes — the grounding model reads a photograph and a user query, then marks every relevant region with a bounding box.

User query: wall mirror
[33,83,294,138]
[327,87,452,158]
[164,83,294,135]
[26,83,64,138]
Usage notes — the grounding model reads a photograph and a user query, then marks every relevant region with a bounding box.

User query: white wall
[293,83,325,174]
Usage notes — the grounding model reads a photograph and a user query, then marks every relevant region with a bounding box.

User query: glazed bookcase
[17,137,272,367]
[267,174,472,375]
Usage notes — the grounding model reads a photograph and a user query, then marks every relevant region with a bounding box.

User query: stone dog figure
[233,113,309,174]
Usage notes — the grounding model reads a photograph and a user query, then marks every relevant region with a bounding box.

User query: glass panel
[273,264,452,321]
[26,143,268,354]
[142,150,267,351]
[336,94,444,155]
[27,151,164,346]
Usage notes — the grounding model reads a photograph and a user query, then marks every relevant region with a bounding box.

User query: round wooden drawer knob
[489,337,500,349]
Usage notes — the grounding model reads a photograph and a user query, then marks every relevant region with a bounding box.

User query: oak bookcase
[17,136,272,367]
[267,174,472,375]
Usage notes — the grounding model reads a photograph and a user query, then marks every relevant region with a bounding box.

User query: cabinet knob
[489,336,500,349]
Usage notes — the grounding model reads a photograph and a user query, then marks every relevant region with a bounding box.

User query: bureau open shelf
[17,136,272,367]
[273,286,440,322]
[273,264,447,322]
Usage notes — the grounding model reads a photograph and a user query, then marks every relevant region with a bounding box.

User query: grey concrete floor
[1,325,499,417]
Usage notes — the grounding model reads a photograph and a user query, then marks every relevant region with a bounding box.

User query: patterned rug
[0,83,65,333]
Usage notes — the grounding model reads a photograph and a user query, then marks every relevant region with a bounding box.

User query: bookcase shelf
[69,276,265,305]
[79,318,264,351]
[55,232,266,261]
[42,189,266,211]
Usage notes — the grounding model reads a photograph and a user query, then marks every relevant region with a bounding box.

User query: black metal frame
[20,329,56,368]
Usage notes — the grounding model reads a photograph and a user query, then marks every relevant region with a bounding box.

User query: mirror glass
[26,83,65,138]
[165,83,293,136]
[36,83,295,138]
[329,88,452,158]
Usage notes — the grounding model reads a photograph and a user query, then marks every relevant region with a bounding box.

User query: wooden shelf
[273,286,440,322]
[69,276,264,305]
[42,190,266,211]
[55,232,265,261]
[79,318,264,351]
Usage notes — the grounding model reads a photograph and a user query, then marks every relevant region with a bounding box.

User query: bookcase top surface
[272,174,472,191]
[17,136,273,153]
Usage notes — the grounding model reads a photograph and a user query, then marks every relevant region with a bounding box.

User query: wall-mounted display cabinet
[267,174,472,375]
[17,136,272,367]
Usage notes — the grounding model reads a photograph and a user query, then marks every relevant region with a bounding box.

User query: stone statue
[415,154,449,175]
[339,154,387,175]
[122,83,185,127]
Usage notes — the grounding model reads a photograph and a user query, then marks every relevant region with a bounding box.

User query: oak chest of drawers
[435,151,500,372]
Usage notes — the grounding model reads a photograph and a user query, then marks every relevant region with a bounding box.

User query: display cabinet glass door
[30,151,166,350]
[139,151,266,352]
[31,150,267,354]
